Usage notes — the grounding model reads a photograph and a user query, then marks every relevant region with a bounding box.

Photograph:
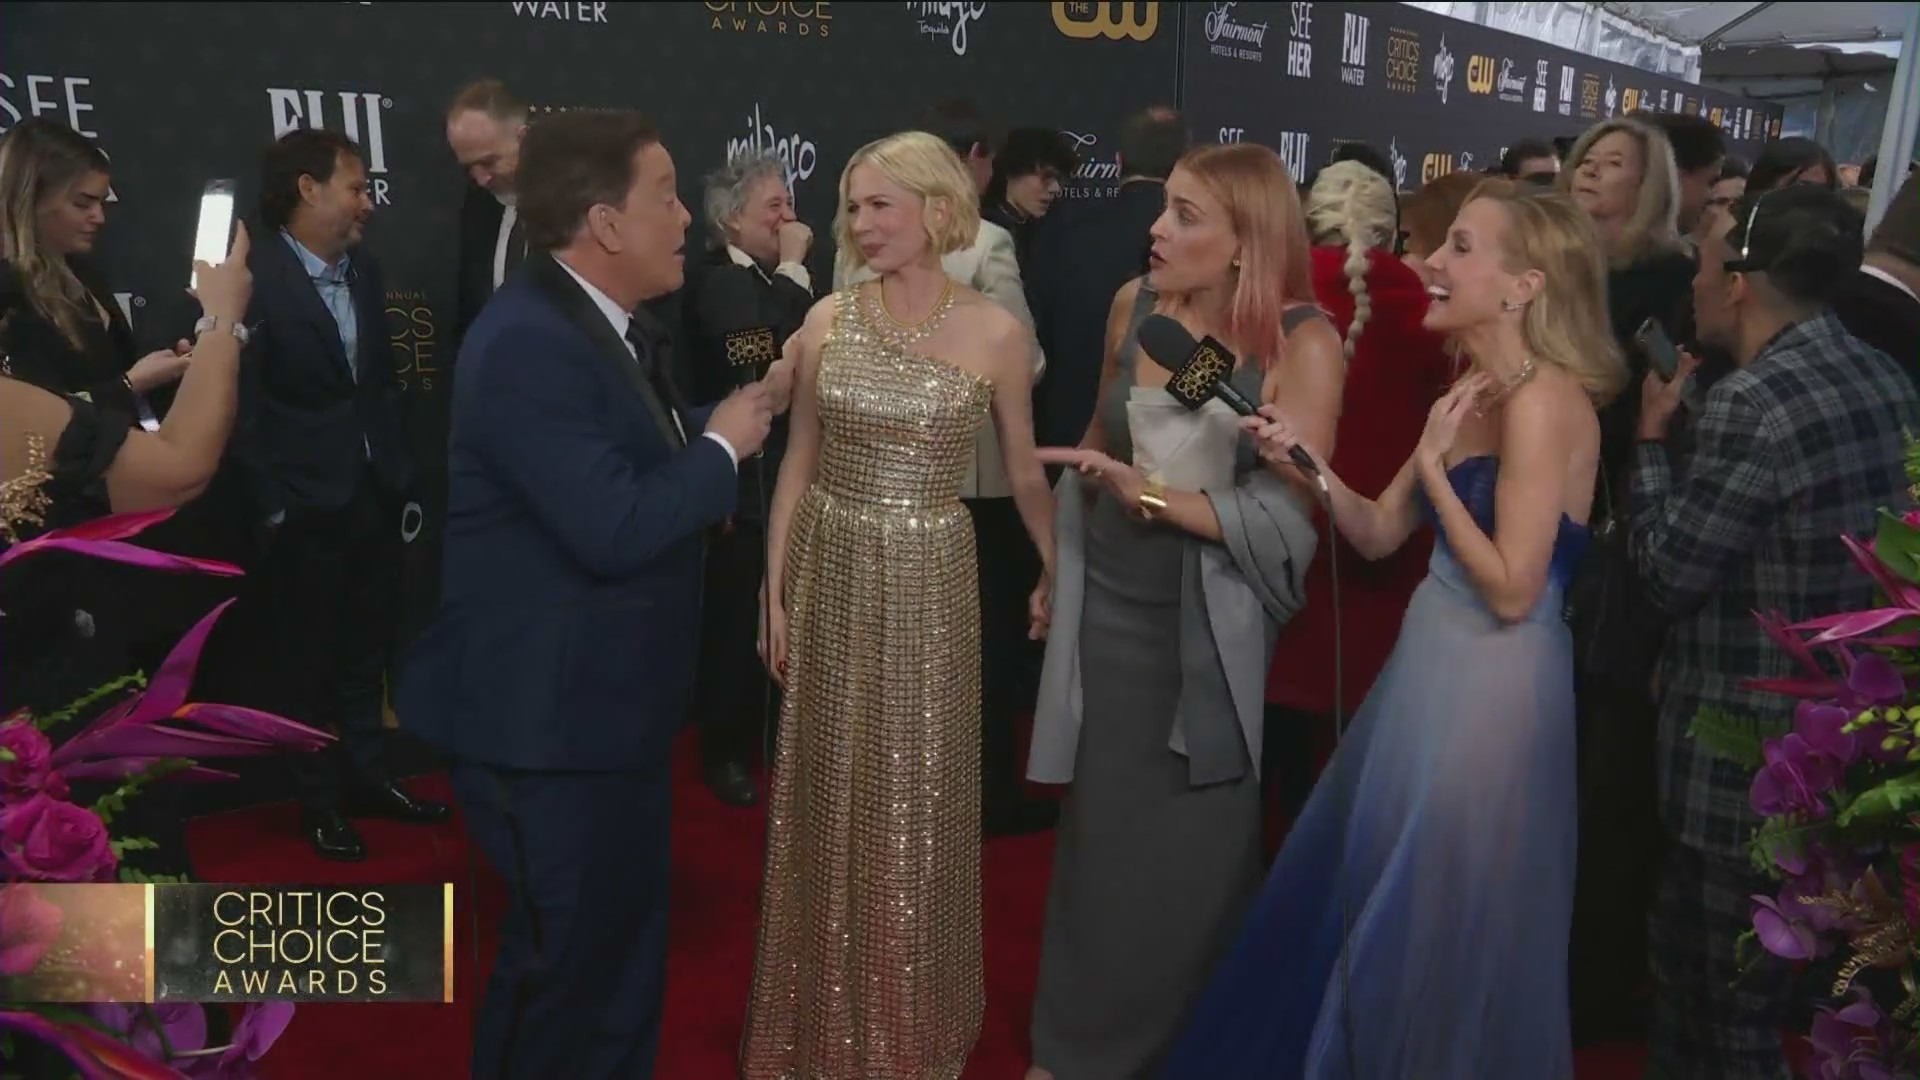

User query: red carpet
[186,736,1650,1079]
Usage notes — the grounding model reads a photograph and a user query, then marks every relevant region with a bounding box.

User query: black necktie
[625,319,688,441]
[502,214,526,282]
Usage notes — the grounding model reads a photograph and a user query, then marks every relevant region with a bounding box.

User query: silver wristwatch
[194,314,250,346]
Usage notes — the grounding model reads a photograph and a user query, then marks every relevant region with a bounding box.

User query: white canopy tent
[1410,2,1920,227]
[1605,1,1920,229]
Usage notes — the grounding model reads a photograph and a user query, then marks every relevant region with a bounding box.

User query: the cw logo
[1466,55,1495,94]
[1622,88,1642,113]
[1052,2,1158,41]
[1422,152,1455,184]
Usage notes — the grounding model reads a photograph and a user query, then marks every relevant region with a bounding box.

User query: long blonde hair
[833,130,980,277]
[1468,179,1628,405]
[1306,161,1398,358]
[1558,117,1685,268]
[0,119,111,351]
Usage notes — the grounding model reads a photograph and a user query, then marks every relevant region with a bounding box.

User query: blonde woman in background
[742,130,1055,1080]
[1165,181,1625,1079]
[1261,161,1455,836]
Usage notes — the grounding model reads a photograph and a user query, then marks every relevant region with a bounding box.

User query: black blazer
[1831,269,1920,395]
[397,252,736,772]
[453,182,507,350]
[1025,179,1165,448]
[0,255,139,419]
[229,225,414,516]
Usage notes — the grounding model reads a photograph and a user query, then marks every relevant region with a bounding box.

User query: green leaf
[1689,707,1770,769]
[1749,815,1828,876]
[37,672,146,732]
[0,747,14,763]
[109,837,161,858]
[89,758,194,827]
[1835,770,1920,827]
[1875,508,1920,585]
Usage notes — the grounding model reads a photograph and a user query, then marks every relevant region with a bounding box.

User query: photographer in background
[679,149,814,806]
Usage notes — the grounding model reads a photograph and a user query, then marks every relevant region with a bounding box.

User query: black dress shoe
[704,761,758,807]
[346,782,453,825]
[303,811,368,862]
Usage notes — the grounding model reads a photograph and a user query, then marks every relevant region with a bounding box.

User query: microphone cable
[1313,468,1357,1080]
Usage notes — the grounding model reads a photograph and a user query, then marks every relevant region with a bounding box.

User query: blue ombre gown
[1162,454,1590,1079]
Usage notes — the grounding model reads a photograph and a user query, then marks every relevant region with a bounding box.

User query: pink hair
[1177,143,1315,368]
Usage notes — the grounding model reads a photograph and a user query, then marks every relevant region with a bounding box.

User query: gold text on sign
[1052,2,1158,41]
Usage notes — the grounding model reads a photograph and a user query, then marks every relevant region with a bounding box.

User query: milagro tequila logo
[267,89,393,205]
[1,73,117,202]
[1060,130,1121,198]
[1205,2,1268,63]
[726,104,816,200]
[1388,137,1408,192]
[908,2,986,56]
[1432,36,1454,104]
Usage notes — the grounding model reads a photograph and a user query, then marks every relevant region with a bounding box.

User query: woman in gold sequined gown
[740,132,1056,1080]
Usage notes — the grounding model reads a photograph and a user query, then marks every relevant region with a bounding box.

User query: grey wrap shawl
[1026,465,1320,787]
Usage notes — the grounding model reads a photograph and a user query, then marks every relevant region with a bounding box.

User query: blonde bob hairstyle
[1557,117,1685,269]
[1466,178,1629,406]
[833,130,981,275]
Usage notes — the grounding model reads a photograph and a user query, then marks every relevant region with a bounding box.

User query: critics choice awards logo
[705,2,833,38]
[1385,27,1419,94]
[507,1,610,22]
[908,2,986,55]
[386,291,440,395]
[1579,72,1601,119]
[268,89,393,205]
[1204,3,1268,64]
[1,73,118,202]
[728,104,816,201]
[1052,2,1159,41]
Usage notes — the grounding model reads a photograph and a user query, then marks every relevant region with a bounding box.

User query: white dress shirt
[554,257,738,469]
[727,242,811,293]
[492,201,520,291]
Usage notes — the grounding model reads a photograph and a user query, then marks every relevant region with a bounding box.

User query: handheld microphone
[1136,313,1321,477]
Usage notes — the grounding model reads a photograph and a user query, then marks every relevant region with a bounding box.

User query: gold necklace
[1472,358,1538,417]
[872,279,956,345]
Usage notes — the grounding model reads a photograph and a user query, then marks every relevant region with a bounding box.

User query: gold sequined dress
[741,286,992,1080]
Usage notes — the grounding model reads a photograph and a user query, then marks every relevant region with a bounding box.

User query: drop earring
[1501,299,1523,312]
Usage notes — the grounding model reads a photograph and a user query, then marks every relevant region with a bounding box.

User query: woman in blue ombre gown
[1162,181,1628,1080]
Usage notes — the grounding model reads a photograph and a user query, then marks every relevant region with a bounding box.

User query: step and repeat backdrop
[1179,1,1779,186]
[1,0,1776,639]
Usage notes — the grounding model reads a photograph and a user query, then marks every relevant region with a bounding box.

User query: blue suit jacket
[397,253,737,773]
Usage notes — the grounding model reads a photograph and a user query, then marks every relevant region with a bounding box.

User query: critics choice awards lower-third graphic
[0,884,453,1004]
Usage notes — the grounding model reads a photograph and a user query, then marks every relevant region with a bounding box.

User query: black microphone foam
[704,267,779,387]
[1136,313,1320,476]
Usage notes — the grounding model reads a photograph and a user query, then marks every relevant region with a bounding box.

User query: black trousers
[450,760,673,1079]
[1260,704,1324,835]
[691,520,777,768]
[966,496,1042,813]
[249,470,402,813]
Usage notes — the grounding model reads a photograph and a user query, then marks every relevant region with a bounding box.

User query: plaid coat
[1631,311,1919,857]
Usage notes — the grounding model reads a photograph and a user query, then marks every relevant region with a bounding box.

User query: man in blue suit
[397,110,775,1080]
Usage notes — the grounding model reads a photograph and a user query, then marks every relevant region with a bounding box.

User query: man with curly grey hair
[680,147,817,806]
